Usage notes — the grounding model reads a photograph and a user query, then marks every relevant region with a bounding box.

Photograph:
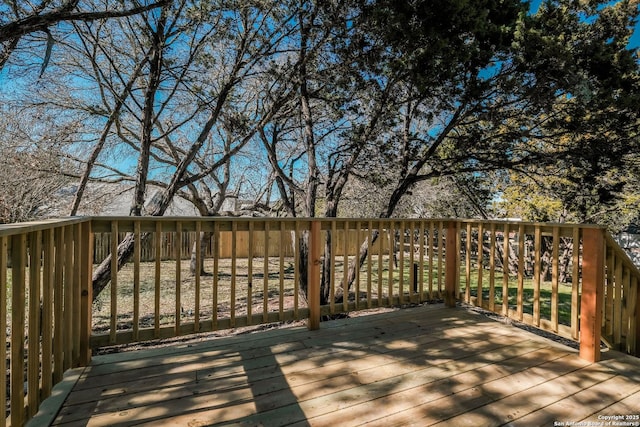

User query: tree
[335,0,639,294]
[0,104,74,222]
[496,0,640,230]
[84,0,302,299]
[0,0,170,70]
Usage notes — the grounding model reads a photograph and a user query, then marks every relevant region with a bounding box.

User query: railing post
[445,221,459,308]
[580,227,605,363]
[79,220,94,366]
[307,220,321,330]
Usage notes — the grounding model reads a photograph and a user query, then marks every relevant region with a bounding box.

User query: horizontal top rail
[90,216,316,233]
[0,217,89,237]
[1,216,608,232]
[605,231,640,278]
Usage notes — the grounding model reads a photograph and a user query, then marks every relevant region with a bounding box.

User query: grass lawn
[91,254,446,333]
[4,253,575,334]
[460,266,576,326]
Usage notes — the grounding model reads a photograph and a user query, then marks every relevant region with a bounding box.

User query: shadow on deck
[37,305,640,427]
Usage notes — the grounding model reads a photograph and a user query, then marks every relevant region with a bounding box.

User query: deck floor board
[50,305,640,426]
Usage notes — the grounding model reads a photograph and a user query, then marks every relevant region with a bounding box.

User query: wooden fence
[2,216,639,426]
[92,228,391,262]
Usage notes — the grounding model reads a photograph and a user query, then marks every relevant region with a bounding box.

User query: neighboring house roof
[71,184,199,216]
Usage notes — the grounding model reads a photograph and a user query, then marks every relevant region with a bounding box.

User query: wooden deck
[44,305,640,427]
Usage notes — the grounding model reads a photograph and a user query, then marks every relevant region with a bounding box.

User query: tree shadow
[48,304,640,426]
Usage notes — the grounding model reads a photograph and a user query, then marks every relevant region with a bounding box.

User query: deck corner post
[580,227,605,363]
[307,220,321,330]
[80,220,94,365]
[445,221,459,308]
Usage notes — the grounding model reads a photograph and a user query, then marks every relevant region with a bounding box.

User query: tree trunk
[559,238,573,283]
[297,230,310,301]
[189,231,212,276]
[91,193,167,299]
[91,232,139,298]
[320,232,332,306]
[130,9,165,216]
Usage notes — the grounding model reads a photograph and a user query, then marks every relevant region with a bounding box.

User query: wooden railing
[1,218,93,427]
[456,221,584,339]
[451,220,638,358]
[2,217,639,426]
[603,233,639,355]
[87,218,434,347]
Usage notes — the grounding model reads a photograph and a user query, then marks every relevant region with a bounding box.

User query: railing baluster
[342,220,349,312]
[367,220,373,308]
[343,220,349,312]
[64,225,74,368]
[307,221,321,331]
[488,223,496,312]
[28,231,42,418]
[478,223,484,308]
[437,221,446,299]
[279,221,285,321]
[377,221,383,307]
[614,256,623,347]
[388,221,395,304]
[263,221,269,323]
[0,236,6,427]
[194,221,201,332]
[356,220,362,309]
[11,233,27,426]
[175,221,182,335]
[133,221,141,341]
[154,222,161,337]
[109,222,118,345]
[502,222,509,316]
[465,223,471,303]
[533,226,542,327]
[231,221,237,327]
[408,221,414,303]
[418,221,425,302]
[630,276,638,356]
[330,220,337,313]
[41,228,53,401]
[428,221,434,300]
[445,221,458,308]
[79,221,93,367]
[517,224,525,321]
[571,227,580,340]
[605,248,615,335]
[621,269,630,350]
[248,221,254,325]
[73,224,82,365]
[53,227,64,384]
[213,222,219,330]
[398,220,405,304]
[293,221,300,318]
[455,222,461,300]
[551,226,560,332]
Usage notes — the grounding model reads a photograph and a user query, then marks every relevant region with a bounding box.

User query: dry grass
[2,252,445,335]
[91,254,444,334]
[93,257,301,332]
